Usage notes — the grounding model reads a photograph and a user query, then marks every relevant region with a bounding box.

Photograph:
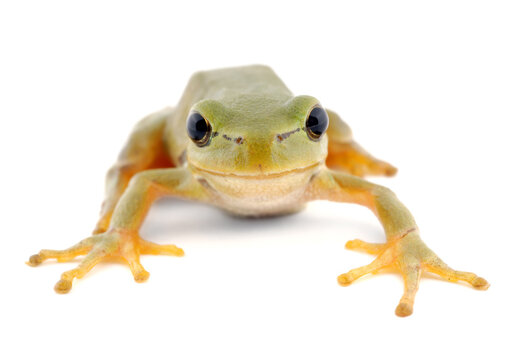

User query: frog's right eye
[186,112,212,147]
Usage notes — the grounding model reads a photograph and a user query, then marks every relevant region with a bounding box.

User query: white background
[1,1,527,359]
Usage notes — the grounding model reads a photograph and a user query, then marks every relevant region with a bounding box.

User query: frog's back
[194,65,292,99]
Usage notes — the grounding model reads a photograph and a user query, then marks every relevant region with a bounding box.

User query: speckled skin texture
[28,65,488,317]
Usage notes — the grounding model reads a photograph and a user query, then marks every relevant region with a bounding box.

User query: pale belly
[192,165,321,217]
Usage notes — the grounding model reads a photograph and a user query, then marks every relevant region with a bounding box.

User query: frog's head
[185,94,328,177]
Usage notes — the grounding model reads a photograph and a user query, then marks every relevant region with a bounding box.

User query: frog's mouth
[188,161,323,180]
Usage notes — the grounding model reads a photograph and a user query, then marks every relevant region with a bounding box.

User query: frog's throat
[187,161,323,179]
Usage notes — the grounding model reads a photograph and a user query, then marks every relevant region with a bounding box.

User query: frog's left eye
[187,112,212,147]
[305,106,329,141]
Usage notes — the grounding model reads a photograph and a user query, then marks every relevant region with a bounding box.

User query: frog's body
[28,65,488,317]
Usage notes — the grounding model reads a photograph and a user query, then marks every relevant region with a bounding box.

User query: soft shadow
[140,198,384,245]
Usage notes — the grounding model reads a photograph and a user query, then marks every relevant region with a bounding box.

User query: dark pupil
[187,113,208,141]
[306,107,328,136]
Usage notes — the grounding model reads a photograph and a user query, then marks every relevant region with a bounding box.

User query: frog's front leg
[28,167,208,293]
[93,107,178,235]
[306,169,489,317]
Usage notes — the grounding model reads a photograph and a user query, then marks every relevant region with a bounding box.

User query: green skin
[28,65,489,317]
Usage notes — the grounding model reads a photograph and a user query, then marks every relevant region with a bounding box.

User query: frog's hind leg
[325,109,397,177]
[93,107,180,234]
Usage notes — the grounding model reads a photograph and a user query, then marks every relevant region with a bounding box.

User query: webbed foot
[338,232,489,317]
[27,230,184,293]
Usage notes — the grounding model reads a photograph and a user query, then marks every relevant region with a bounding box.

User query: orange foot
[27,229,184,293]
[338,231,489,317]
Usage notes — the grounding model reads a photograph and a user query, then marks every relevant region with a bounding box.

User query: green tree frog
[28,65,488,317]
